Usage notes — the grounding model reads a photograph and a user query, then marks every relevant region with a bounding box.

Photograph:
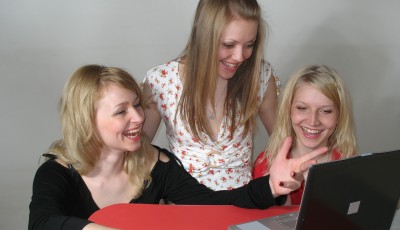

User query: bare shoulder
[149,146,171,167]
[158,151,170,163]
[54,159,68,168]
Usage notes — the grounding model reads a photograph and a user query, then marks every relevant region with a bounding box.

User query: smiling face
[291,83,339,154]
[95,83,144,154]
[218,17,258,80]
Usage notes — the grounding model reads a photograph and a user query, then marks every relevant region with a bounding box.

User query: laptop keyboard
[277,219,298,229]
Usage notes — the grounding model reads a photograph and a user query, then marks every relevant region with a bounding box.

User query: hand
[268,137,328,197]
[83,223,119,230]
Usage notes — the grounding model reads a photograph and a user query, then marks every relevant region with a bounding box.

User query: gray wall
[1,0,399,229]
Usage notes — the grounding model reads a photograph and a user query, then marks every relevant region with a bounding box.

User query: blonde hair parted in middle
[178,0,268,141]
[48,65,153,196]
[266,65,358,164]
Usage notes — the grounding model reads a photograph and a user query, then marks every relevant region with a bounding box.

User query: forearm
[83,223,119,230]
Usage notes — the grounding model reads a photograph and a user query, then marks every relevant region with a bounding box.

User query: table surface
[90,204,400,230]
[89,204,299,229]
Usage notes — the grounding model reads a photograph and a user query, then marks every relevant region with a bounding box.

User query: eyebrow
[293,101,335,107]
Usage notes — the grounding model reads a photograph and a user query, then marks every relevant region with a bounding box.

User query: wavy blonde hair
[266,65,358,164]
[48,65,153,193]
[179,0,268,141]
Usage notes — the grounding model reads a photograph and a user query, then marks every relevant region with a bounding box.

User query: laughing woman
[29,65,326,230]
[253,65,358,205]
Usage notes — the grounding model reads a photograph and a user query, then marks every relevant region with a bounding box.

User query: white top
[144,60,278,190]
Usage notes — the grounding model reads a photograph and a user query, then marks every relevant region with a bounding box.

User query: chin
[126,144,142,152]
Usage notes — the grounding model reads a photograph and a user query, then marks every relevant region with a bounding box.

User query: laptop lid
[296,149,400,230]
[228,149,400,230]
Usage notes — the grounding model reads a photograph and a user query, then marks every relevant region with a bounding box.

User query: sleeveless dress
[144,60,279,190]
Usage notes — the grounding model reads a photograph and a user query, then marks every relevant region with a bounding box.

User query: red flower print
[159,93,164,100]
[188,164,195,173]
[161,69,168,77]
[233,142,241,148]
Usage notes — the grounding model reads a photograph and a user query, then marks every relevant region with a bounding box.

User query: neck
[291,145,332,159]
[87,149,126,178]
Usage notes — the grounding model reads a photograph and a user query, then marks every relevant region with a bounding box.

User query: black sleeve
[29,160,91,230]
[155,148,286,209]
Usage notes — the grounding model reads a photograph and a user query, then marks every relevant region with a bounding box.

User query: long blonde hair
[48,65,153,193]
[266,65,358,164]
[179,0,268,141]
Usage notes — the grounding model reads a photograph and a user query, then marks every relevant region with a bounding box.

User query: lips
[123,128,141,140]
[301,126,322,139]
[222,61,239,72]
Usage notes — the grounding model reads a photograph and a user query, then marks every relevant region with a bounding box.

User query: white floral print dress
[144,60,279,190]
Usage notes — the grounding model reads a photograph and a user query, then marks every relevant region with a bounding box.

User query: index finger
[275,136,293,161]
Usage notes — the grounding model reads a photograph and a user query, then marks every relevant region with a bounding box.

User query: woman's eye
[246,43,255,48]
[223,43,234,48]
[115,110,126,115]
[134,103,141,108]
[296,106,307,111]
[321,109,332,114]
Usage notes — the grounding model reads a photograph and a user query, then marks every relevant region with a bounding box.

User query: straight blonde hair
[179,0,268,141]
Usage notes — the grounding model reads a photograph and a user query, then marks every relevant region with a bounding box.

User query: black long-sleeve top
[29,146,285,230]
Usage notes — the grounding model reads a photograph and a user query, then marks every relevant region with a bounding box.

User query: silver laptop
[229,149,400,230]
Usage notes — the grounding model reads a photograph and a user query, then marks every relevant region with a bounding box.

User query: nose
[309,111,320,126]
[232,46,245,62]
[129,107,145,124]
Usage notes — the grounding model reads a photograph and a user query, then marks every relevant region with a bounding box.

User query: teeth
[224,62,237,68]
[124,129,140,137]
[301,127,321,134]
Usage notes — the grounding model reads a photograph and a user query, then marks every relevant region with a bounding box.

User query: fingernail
[279,182,284,186]
[291,171,296,177]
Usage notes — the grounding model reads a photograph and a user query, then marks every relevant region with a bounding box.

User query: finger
[299,146,328,163]
[275,136,293,161]
[291,171,304,182]
[298,159,317,173]
[279,180,301,190]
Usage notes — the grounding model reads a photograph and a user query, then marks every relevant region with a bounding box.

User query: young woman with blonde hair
[253,64,358,205]
[143,0,280,191]
[29,64,326,229]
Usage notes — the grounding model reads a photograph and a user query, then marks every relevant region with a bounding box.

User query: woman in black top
[29,65,327,230]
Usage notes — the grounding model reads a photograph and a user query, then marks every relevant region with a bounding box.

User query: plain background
[1,0,399,229]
